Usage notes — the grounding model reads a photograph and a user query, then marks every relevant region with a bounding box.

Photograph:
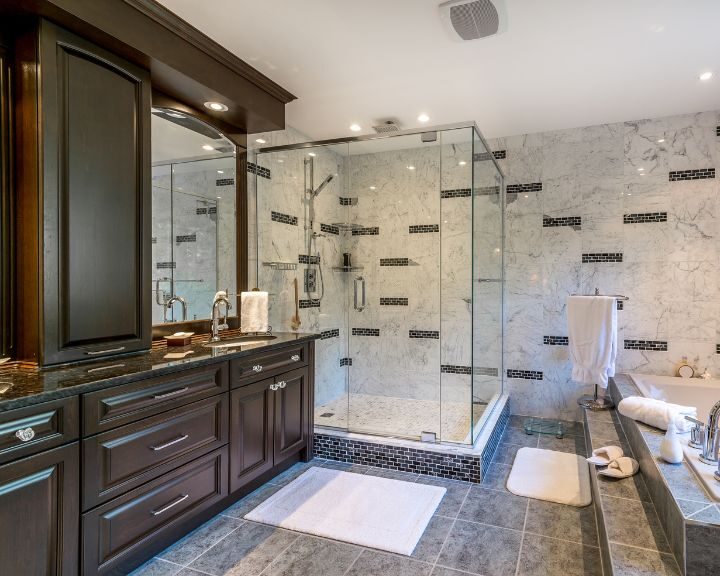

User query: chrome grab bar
[151,493,189,516]
[354,276,366,312]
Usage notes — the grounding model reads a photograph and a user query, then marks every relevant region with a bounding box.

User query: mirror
[151,108,238,325]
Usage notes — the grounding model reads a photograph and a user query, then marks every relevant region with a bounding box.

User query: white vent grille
[440,0,507,42]
[372,120,401,133]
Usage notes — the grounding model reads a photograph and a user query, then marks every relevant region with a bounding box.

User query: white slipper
[587,445,624,466]
[597,457,639,479]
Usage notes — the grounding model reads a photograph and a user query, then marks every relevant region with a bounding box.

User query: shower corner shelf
[332,266,364,272]
[263,261,297,271]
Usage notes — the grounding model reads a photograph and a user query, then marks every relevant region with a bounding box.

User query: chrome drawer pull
[86,346,126,356]
[252,365,263,372]
[277,381,287,389]
[15,427,35,442]
[150,434,189,451]
[291,354,300,362]
[87,363,126,373]
[152,386,189,400]
[151,493,189,516]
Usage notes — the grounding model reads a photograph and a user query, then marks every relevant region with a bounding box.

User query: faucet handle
[685,415,705,428]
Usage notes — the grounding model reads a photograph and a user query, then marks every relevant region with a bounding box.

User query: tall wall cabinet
[14,19,151,365]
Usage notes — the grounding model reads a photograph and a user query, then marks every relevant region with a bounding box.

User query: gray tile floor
[132,417,600,576]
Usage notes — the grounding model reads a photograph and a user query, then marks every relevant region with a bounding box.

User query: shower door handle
[354,276,366,312]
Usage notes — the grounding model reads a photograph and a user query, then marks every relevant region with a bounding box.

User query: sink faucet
[686,399,720,466]
[210,291,231,342]
[165,295,187,322]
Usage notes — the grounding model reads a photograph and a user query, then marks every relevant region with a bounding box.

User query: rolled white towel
[240,291,269,333]
[618,396,697,432]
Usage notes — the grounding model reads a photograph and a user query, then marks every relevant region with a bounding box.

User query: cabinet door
[40,20,151,365]
[0,443,79,575]
[230,378,274,492]
[0,44,11,358]
[274,368,309,463]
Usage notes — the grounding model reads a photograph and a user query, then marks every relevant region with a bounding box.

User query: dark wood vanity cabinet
[15,19,152,366]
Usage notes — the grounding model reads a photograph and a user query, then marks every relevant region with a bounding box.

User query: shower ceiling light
[255,138,267,144]
[204,101,228,111]
[699,71,713,81]
[202,144,215,151]
[459,161,467,166]
[418,114,430,122]
[349,124,362,132]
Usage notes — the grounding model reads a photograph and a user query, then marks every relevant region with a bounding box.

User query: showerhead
[312,173,336,196]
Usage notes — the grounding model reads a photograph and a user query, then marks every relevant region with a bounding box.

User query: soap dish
[164,332,195,347]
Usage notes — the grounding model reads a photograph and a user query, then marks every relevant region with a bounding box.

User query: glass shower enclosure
[253,122,503,445]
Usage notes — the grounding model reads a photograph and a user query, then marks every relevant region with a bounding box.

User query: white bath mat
[507,447,592,507]
[244,467,446,555]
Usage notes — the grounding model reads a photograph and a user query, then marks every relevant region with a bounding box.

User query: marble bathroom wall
[488,110,720,420]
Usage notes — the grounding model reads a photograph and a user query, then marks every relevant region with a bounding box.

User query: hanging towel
[618,396,697,432]
[567,296,617,389]
[241,291,269,333]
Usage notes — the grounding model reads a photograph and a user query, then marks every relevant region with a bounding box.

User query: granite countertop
[0,332,319,412]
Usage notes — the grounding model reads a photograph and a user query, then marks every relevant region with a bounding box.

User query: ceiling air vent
[372,119,402,134]
[439,0,508,41]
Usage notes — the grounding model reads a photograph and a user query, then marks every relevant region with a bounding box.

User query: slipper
[587,445,624,466]
[597,457,639,479]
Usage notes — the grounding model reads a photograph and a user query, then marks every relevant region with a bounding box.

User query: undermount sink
[203,335,277,349]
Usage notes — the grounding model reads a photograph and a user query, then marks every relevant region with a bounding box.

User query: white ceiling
[159,0,720,140]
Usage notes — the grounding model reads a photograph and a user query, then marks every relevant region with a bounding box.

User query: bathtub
[630,373,720,423]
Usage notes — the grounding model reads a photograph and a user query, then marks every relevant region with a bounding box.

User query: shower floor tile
[314,393,485,443]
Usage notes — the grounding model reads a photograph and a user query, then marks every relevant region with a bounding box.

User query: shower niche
[253,123,504,446]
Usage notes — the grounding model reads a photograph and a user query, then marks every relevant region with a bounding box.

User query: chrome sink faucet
[165,295,187,322]
[210,291,231,342]
[686,399,720,466]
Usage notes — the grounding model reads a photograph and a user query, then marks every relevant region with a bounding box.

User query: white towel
[567,296,617,389]
[618,396,697,432]
[241,291,269,333]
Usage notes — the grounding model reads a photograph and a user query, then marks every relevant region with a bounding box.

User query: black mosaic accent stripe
[156,261,176,269]
[507,182,542,194]
[196,208,208,215]
[247,162,271,179]
[215,178,235,186]
[271,211,298,226]
[544,336,569,346]
[582,253,623,263]
[475,367,499,377]
[481,401,510,477]
[543,216,581,229]
[298,254,320,264]
[352,328,380,337]
[624,339,668,351]
[716,126,720,137]
[507,369,543,380]
[313,434,482,483]
[623,212,668,224]
[716,344,720,355]
[669,168,715,182]
[340,357,352,366]
[380,258,409,266]
[320,223,340,235]
[476,186,501,196]
[175,234,196,243]
[441,365,472,375]
[473,150,507,162]
[299,299,320,309]
[380,297,408,306]
[339,197,357,206]
[409,330,439,339]
[352,227,379,236]
[208,206,217,215]
[320,329,339,340]
[151,237,157,244]
[409,224,439,233]
[617,300,624,311]
[493,150,506,159]
[441,188,471,199]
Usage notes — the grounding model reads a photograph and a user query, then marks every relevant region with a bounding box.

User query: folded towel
[587,445,624,466]
[240,291,269,333]
[618,396,697,432]
[567,296,617,389]
[598,457,639,479]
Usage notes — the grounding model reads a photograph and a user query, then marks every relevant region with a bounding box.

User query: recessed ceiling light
[657,138,665,143]
[202,144,215,151]
[418,114,430,123]
[349,124,362,132]
[308,152,316,157]
[204,101,228,111]
[407,165,415,170]
[699,71,713,81]
[277,159,284,163]
[459,161,467,166]
[166,112,185,119]
[255,138,266,144]
[369,186,376,190]
[217,170,224,174]
[217,196,222,199]
[637,167,644,171]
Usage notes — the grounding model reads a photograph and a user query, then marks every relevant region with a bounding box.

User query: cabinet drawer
[0,396,79,464]
[83,395,228,509]
[83,447,228,575]
[83,361,228,435]
[230,344,307,388]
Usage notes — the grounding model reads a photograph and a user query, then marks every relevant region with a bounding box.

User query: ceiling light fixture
[204,101,228,111]
[255,138,267,144]
[407,165,415,170]
[637,167,644,171]
[418,114,430,123]
[349,124,362,132]
[202,144,215,151]
[459,161,467,166]
[699,71,713,81]
[369,186,376,190]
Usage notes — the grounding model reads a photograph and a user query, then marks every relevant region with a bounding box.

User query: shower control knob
[291,355,300,362]
[15,427,35,442]
[252,365,263,373]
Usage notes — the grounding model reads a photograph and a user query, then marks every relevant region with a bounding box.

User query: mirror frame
[150,93,248,339]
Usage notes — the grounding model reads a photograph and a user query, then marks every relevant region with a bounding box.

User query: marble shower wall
[487,110,720,421]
